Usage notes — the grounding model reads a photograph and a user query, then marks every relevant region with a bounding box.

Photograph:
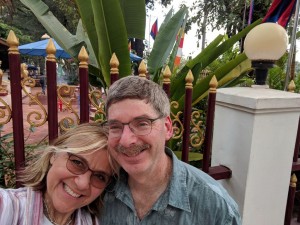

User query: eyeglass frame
[65,153,111,189]
[102,115,164,138]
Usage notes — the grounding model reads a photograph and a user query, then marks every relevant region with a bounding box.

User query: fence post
[78,46,89,124]
[284,174,297,225]
[110,53,119,85]
[7,31,25,188]
[162,65,171,97]
[46,39,58,143]
[138,60,147,79]
[293,117,300,162]
[181,70,194,163]
[202,76,218,173]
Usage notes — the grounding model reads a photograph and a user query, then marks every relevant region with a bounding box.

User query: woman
[0,123,118,225]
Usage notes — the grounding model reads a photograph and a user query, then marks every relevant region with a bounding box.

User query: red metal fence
[0,30,232,189]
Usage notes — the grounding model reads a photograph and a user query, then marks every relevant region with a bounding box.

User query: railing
[0,30,232,188]
[285,81,300,224]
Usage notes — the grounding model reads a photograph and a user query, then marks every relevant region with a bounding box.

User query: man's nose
[118,125,138,147]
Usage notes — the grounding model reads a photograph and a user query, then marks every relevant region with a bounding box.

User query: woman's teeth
[64,184,81,198]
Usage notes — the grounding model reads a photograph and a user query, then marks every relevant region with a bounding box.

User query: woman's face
[46,149,112,214]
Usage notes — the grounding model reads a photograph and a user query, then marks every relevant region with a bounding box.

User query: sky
[145,0,225,58]
[146,1,300,62]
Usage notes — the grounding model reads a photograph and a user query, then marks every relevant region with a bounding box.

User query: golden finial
[288,80,295,93]
[138,60,147,78]
[185,70,194,89]
[78,46,89,69]
[110,53,119,74]
[290,174,297,188]
[163,65,171,84]
[7,30,19,55]
[46,38,56,62]
[209,75,218,93]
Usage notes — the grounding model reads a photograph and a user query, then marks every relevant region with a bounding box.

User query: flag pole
[284,0,300,90]
[149,15,151,52]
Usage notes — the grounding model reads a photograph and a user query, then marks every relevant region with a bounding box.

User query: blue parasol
[18,39,71,59]
[130,52,142,62]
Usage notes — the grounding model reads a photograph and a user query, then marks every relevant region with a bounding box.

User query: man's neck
[128,155,173,220]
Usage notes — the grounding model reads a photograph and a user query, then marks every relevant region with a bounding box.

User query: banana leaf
[20,0,83,58]
[147,6,188,82]
[119,0,146,39]
[21,0,145,87]
[170,34,225,100]
[174,53,251,113]
[170,19,262,101]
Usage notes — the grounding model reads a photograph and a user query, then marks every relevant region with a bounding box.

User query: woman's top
[0,187,99,225]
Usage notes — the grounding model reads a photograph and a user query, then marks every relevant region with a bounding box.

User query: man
[100,76,241,225]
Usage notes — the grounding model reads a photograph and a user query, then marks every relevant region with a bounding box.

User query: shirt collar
[113,148,191,213]
[165,148,191,212]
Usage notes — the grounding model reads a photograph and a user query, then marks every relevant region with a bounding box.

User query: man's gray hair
[106,76,170,117]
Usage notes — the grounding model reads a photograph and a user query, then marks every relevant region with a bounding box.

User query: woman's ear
[50,153,56,165]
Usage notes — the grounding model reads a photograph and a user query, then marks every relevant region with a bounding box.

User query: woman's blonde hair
[19,122,119,215]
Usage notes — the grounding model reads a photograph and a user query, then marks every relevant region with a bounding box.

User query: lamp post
[244,23,288,86]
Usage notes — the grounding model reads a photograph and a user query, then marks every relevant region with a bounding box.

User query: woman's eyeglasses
[66,153,111,189]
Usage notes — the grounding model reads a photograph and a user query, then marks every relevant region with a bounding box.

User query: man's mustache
[116,144,150,156]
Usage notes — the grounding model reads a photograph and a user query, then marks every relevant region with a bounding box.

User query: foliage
[295,73,300,93]
[20,0,146,88]
[0,132,46,188]
[188,0,271,36]
[0,20,32,44]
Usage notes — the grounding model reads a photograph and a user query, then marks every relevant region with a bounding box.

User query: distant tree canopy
[0,0,79,42]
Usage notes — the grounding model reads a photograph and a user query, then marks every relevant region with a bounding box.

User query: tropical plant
[0,132,46,188]
[19,0,264,153]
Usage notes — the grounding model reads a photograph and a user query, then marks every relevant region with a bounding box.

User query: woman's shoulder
[0,187,33,199]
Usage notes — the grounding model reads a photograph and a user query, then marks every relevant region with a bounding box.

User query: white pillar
[211,87,300,225]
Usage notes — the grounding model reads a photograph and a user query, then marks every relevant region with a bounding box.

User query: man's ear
[164,116,173,141]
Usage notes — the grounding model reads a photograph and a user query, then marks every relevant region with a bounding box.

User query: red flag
[150,19,158,40]
[263,0,296,27]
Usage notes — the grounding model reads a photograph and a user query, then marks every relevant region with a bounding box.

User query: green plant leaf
[170,19,262,101]
[120,0,145,39]
[147,6,188,79]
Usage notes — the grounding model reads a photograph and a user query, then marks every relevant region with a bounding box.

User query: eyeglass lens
[106,117,159,137]
[66,154,110,188]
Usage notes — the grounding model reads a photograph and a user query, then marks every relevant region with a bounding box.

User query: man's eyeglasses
[66,153,111,189]
[103,116,163,138]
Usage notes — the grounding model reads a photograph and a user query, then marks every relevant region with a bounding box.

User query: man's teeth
[64,184,81,198]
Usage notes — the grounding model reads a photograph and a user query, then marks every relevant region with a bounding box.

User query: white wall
[211,87,300,225]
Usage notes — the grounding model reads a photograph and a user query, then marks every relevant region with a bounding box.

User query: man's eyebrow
[108,115,154,122]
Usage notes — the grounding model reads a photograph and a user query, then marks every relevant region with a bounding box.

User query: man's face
[107,99,173,176]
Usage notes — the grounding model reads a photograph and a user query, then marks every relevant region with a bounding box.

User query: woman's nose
[74,171,92,190]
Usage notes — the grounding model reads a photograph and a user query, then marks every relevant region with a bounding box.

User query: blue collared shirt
[100,148,241,225]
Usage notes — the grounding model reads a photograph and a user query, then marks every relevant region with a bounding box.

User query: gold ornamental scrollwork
[21,77,47,127]
[190,110,205,148]
[57,85,79,132]
[170,101,183,139]
[89,89,106,123]
[0,97,12,125]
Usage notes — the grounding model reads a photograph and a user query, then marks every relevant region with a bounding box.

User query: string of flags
[263,0,297,27]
